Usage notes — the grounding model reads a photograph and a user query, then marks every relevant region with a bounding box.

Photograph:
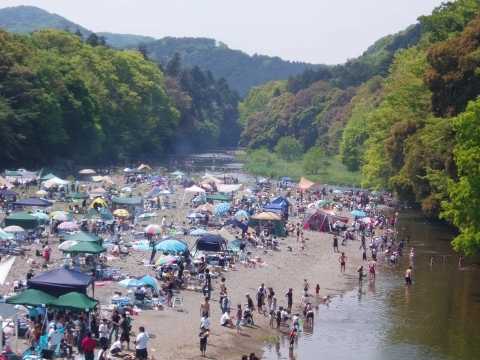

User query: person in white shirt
[134,326,149,360]
[98,318,108,347]
[200,315,210,331]
[220,311,234,327]
[161,216,167,228]
[47,324,61,351]
[109,337,126,356]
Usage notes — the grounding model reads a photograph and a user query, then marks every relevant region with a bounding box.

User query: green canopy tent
[67,192,89,199]
[40,173,57,181]
[83,208,113,221]
[48,292,99,311]
[206,194,233,202]
[60,232,102,245]
[112,197,143,205]
[5,289,57,307]
[63,242,106,254]
[247,217,286,237]
[3,212,38,229]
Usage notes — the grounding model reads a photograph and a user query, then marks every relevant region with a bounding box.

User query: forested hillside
[0,29,240,166]
[0,6,155,48]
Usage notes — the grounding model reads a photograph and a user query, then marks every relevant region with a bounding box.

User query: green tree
[274,136,303,162]
[302,147,325,174]
[441,97,480,255]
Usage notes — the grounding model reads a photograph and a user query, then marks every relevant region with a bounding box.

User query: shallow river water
[262,210,480,360]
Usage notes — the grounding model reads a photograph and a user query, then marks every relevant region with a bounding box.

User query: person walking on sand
[338,252,347,273]
[315,284,320,297]
[405,266,412,285]
[333,235,339,252]
[235,304,243,334]
[200,297,210,318]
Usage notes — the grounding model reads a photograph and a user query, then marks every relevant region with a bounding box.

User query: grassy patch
[259,334,279,344]
[239,154,362,187]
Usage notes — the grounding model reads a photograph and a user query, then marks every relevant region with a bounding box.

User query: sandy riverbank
[0,174,377,359]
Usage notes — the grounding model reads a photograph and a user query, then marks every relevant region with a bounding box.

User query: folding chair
[172,297,183,311]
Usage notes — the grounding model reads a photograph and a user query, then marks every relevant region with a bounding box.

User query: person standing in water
[405,266,412,284]
[369,259,376,281]
[443,253,447,263]
[459,255,465,266]
[338,252,347,273]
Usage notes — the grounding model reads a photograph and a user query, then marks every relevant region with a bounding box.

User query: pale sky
[0,0,444,64]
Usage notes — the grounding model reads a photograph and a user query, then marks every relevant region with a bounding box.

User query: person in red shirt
[81,331,96,360]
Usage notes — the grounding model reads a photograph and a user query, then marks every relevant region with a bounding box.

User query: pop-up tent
[49,292,99,311]
[194,234,227,254]
[27,268,95,297]
[301,208,349,232]
[272,196,290,208]
[4,212,38,229]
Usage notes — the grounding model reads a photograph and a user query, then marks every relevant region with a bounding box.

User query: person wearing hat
[98,318,108,347]
[47,323,61,351]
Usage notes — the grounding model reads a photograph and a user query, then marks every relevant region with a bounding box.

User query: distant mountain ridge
[0,5,322,96]
[0,5,155,48]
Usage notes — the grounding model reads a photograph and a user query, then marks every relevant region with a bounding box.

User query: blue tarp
[223,219,248,231]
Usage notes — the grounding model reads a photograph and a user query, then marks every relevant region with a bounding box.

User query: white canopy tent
[217,184,243,193]
[182,185,206,203]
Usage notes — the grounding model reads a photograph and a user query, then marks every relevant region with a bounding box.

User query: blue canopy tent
[13,197,53,208]
[280,177,293,182]
[264,203,284,212]
[223,219,248,231]
[27,268,95,297]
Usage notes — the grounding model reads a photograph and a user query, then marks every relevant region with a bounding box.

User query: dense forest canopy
[0,29,240,166]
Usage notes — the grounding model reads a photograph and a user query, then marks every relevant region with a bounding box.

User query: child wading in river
[269,310,275,328]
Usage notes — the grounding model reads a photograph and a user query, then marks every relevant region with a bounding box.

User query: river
[262,210,480,360]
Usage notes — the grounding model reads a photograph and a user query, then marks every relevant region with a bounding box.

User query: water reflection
[263,211,480,360]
